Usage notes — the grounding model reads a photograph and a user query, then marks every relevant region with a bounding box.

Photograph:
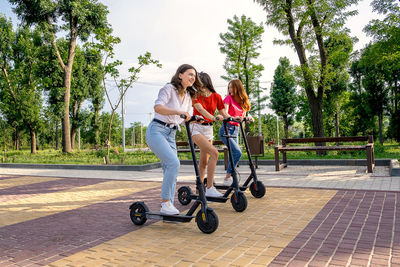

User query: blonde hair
[228,79,251,111]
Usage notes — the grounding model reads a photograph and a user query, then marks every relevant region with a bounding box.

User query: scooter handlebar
[180,114,204,123]
[242,117,253,122]
[223,117,253,123]
[223,117,243,123]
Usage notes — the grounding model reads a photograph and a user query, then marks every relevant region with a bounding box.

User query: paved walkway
[0,164,399,266]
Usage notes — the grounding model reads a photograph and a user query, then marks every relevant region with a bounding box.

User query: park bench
[176,140,229,170]
[274,136,375,173]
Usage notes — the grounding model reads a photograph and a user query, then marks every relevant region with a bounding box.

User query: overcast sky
[1,0,378,126]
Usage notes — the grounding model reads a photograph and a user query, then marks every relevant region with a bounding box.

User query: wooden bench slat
[279,145,368,151]
[283,136,371,143]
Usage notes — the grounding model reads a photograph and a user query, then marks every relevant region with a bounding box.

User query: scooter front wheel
[130,202,148,225]
[196,209,219,234]
[231,191,247,212]
[250,181,266,198]
[178,186,193,205]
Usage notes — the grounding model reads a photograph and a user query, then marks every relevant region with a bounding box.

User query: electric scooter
[129,115,219,234]
[177,117,248,212]
[211,117,266,198]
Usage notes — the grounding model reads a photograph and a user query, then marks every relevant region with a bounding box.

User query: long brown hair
[228,79,251,112]
[198,72,216,93]
[171,64,203,98]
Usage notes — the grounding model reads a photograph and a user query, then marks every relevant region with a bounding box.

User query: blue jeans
[146,121,180,204]
[219,123,242,175]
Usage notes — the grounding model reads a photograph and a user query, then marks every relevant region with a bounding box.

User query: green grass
[1,148,159,165]
[1,142,398,165]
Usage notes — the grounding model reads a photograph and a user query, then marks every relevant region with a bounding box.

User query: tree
[270,57,297,138]
[9,0,109,153]
[364,0,400,141]
[219,15,264,105]
[359,45,390,144]
[254,0,358,139]
[92,28,161,163]
[323,31,354,137]
[97,111,122,147]
[347,59,376,137]
[85,47,104,147]
[69,45,103,149]
[0,16,43,153]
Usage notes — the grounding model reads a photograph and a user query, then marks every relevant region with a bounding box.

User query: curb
[390,159,400,176]
[0,162,161,171]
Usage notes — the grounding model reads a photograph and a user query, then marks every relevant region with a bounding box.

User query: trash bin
[246,135,264,168]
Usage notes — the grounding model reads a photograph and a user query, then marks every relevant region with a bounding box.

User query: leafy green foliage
[254,0,359,138]
[219,14,265,109]
[270,57,297,138]
[0,16,43,153]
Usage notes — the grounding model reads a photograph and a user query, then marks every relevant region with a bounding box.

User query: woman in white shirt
[145,64,203,215]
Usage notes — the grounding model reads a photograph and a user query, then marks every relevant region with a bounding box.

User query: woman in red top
[192,72,230,197]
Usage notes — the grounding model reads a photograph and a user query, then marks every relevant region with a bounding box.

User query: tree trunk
[55,122,59,150]
[285,0,326,141]
[335,112,340,137]
[36,132,39,151]
[378,112,383,144]
[308,93,324,138]
[30,127,36,154]
[61,33,77,153]
[283,114,289,139]
[106,110,117,164]
[395,75,398,113]
[93,106,100,146]
[15,128,20,151]
[71,128,77,149]
[70,100,81,150]
[335,112,340,145]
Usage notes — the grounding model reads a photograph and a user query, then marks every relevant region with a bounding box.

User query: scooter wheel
[196,209,219,234]
[178,186,193,205]
[250,181,266,198]
[231,191,247,212]
[130,202,148,225]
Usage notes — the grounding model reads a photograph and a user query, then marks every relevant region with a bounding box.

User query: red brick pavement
[269,190,400,266]
[1,175,399,266]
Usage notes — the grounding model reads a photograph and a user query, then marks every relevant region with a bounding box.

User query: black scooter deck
[214,184,248,191]
[146,212,194,222]
[196,195,229,203]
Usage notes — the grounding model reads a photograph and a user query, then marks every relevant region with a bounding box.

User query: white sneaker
[222,177,233,186]
[206,186,223,197]
[160,201,179,215]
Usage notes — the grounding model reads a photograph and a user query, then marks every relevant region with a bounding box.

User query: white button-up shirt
[153,83,192,127]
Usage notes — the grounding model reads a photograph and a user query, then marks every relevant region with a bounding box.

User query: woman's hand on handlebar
[194,115,205,123]
[179,112,191,122]
[245,116,255,123]
[214,115,223,121]
[234,116,243,122]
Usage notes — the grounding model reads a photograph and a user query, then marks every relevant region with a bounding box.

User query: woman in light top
[191,72,230,197]
[219,79,252,186]
[145,64,203,215]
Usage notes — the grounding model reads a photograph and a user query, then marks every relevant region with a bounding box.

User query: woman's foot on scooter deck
[160,201,179,215]
[205,186,223,197]
[223,177,233,186]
